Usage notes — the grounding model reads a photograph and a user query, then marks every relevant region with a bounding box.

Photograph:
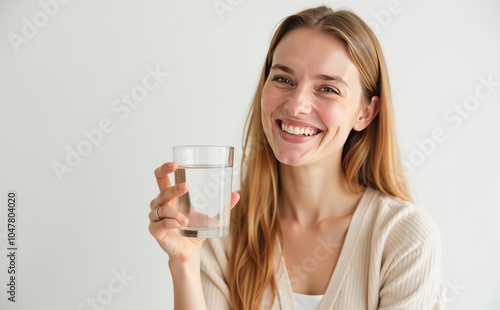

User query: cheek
[320,103,350,129]
[261,85,282,117]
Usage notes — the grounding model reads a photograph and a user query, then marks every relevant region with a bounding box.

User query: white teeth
[280,123,317,136]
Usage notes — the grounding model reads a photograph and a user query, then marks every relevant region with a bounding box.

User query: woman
[149,6,444,310]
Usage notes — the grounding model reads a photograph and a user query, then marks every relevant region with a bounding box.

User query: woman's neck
[278,154,362,227]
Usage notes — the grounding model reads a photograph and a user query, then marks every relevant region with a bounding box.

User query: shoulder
[362,189,446,307]
[200,237,233,306]
[363,188,442,255]
[201,235,232,272]
[201,235,232,260]
[200,236,232,299]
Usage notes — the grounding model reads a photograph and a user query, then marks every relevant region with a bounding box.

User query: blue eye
[320,86,340,94]
[274,76,293,85]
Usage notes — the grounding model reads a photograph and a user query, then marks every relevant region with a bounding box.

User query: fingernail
[167,162,174,168]
[180,217,189,225]
[178,182,187,190]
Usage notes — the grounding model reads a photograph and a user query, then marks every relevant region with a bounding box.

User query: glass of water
[173,145,234,238]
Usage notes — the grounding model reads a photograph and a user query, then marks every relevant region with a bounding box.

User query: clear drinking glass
[173,146,234,238]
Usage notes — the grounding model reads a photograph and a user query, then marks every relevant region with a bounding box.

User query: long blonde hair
[228,6,411,309]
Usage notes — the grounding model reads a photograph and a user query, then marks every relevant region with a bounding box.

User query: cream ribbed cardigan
[200,188,445,309]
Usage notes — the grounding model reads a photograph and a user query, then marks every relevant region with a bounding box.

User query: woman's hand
[148,162,240,264]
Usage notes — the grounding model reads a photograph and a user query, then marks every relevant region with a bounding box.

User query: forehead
[272,28,359,80]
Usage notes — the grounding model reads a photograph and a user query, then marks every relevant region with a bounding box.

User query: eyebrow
[270,63,349,87]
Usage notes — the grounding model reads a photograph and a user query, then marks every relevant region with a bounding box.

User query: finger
[150,204,189,225]
[150,182,189,210]
[148,218,185,237]
[230,192,240,210]
[154,162,177,191]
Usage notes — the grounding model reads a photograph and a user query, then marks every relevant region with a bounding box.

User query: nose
[283,86,312,115]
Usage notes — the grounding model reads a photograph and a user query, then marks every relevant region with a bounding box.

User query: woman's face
[261,27,375,167]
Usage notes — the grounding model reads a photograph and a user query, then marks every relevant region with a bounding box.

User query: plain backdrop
[1,0,499,309]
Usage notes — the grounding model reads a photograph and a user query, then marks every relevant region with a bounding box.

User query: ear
[352,96,380,132]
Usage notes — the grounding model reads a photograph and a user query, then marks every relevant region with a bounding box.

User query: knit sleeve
[377,208,446,310]
[200,238,232,310]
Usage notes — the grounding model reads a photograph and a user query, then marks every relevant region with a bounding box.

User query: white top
[293,293,323,310]
[200,188,445,309]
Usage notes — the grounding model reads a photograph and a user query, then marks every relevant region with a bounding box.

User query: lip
[278,118,322,130]
[275,118,323,143]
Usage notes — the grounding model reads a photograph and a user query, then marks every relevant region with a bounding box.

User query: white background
[1,0,499,309]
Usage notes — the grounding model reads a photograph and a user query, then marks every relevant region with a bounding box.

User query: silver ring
[155,206,163,221]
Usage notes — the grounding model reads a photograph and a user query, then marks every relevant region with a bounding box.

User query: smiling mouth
[277,120,322,136]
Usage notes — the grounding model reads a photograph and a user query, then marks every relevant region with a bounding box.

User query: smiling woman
[261,28,379,167]
[148,5,445,310]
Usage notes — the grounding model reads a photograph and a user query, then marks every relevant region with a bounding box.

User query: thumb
[230,192,240,209]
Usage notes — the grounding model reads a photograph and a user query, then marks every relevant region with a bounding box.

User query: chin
[272,149,310,167]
